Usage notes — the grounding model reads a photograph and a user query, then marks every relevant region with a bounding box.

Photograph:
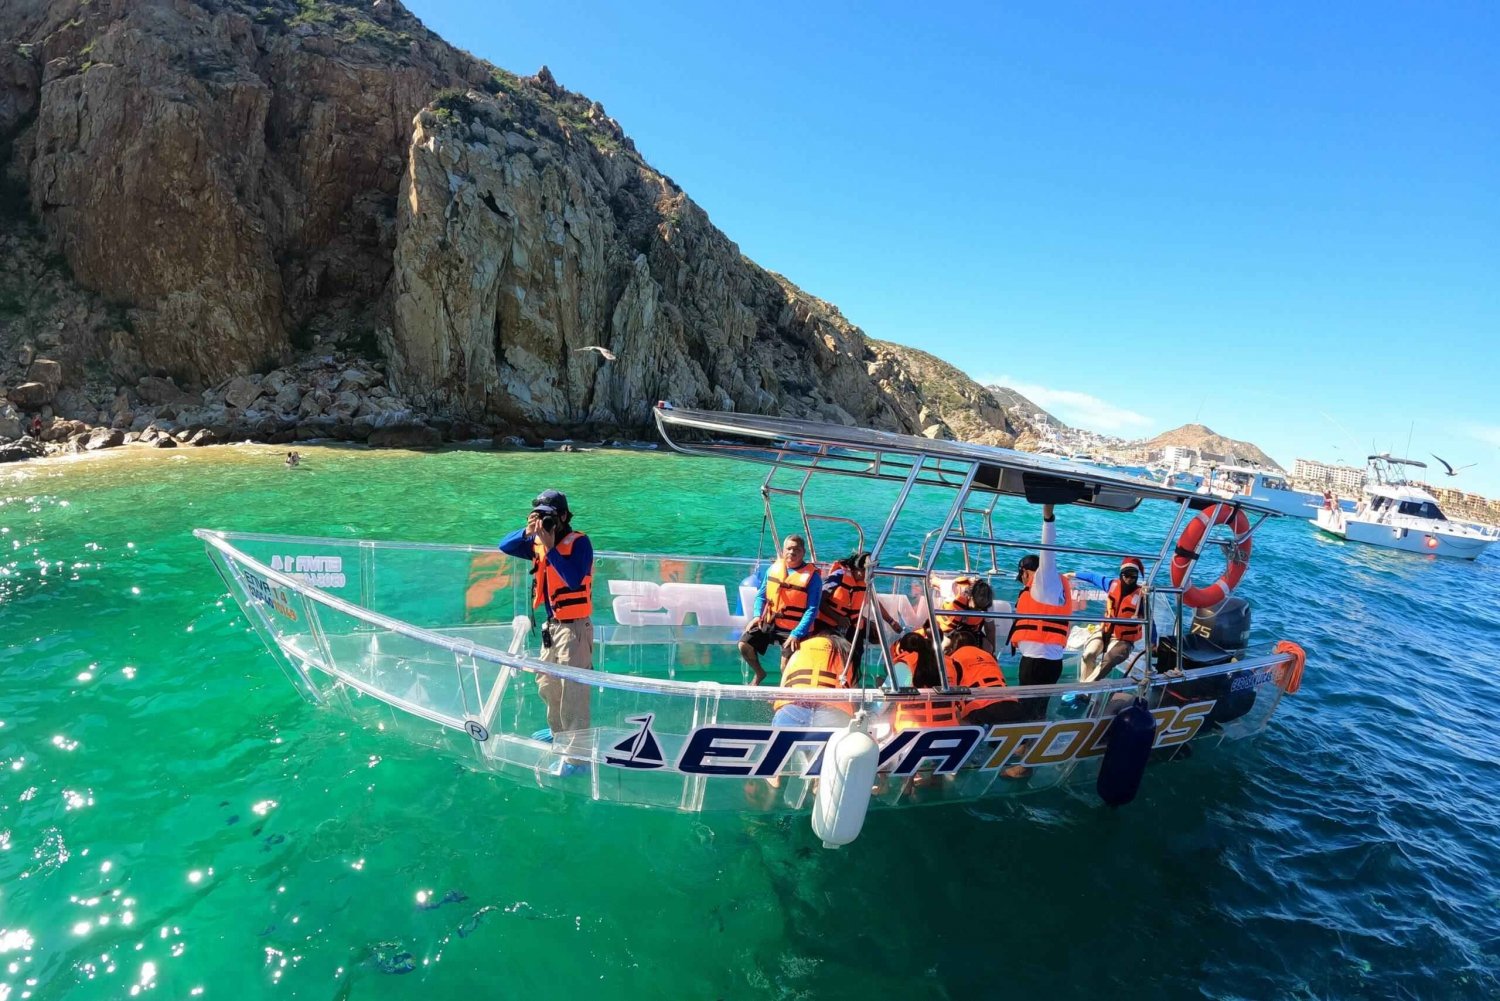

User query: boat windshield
[1398,500,1446,520]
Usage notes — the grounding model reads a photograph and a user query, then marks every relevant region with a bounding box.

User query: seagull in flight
[1430,453,1476,476]
[573,346,617,362]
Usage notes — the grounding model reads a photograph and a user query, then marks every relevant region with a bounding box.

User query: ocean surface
[3,443,1499,1000]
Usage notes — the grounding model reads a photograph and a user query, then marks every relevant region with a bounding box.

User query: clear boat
[198,405,1307,840]
[1312,454,1499,560]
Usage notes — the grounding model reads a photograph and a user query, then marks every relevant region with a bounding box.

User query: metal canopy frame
[654,404,1282,515]
[654,403,1280,693]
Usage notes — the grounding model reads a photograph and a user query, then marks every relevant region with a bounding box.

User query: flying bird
[1430,453,1476,476]
[573,346,617,362]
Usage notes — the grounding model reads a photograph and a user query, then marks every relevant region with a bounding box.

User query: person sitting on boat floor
[499,488,595,774]
[771,624,855,729]
[745,623,854,807]
[1006,503,1070,723]
[816,550,902,683]
[944,628,1026,729]
[739,534,822,685]
[1073,556,1150,683]
[890,631,961,733]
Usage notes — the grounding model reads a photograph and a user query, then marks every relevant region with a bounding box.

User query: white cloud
[1463,423,1500,448]
[983,375,1155,436]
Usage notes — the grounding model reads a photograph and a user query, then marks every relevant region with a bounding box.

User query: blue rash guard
[752,563,823,640]
[499,528,594,619]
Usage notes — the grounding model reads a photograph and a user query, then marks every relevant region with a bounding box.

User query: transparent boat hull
[199,530,1299,814]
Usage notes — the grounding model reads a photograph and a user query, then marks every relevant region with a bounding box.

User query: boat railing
[200,529,1280,703]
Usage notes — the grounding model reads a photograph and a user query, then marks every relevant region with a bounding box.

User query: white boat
[1311,454,1499,560]
[198,405,1308,844]
[1201,464,1326,517]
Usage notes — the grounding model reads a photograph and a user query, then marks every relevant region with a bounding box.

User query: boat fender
[1273,639,1307,694]
[1096,698,1156,808]
[811,718,880,849]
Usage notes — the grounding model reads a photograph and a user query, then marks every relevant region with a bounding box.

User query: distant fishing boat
[199,406,1307,846]
[1201,465,1328,517]
[1312,454,1499,560]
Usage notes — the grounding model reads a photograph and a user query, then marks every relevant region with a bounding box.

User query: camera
[532,506,559,533]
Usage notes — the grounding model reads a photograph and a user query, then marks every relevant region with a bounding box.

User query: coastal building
[1293,458,1365,495]
[1162,445,1196,471]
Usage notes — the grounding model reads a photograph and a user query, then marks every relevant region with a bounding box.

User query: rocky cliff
[865,341,1017,445]
[0,0,1017,447]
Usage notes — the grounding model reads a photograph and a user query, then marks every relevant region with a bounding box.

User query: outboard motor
[1156,597,1258,726]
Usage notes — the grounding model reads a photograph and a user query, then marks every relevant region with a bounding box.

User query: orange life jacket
[774,635,852,713]
[941,597,984,631]
[1010,572,1070,648]
[816,565,867,630]
[1105,580,1144,643]
[765,558,816,632]
[948,645,1015,712]
[893,697,961,732]
[532,531,593,621]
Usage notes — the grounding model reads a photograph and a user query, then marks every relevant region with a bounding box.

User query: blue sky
[406,0,1499,496]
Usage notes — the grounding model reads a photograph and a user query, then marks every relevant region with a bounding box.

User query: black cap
[1015,554,1040,582]
[532,488,570,517]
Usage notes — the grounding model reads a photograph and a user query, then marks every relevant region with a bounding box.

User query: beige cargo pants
[538,618,594,739]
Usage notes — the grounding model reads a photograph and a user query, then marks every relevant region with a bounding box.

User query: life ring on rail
[1273,640,1306,694]
[1170,503,1252,608]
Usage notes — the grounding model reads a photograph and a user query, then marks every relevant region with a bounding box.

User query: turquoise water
[3,444,1499,999]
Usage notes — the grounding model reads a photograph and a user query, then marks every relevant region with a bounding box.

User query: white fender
[811,720,880,849]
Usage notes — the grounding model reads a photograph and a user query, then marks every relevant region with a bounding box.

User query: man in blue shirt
[499,489,595,772]
[737,534,822,685]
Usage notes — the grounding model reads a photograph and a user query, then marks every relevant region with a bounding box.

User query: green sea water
[4,444,1499,999]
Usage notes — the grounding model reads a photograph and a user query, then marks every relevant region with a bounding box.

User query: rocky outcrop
[0,0,1019,448]
[384,87,908,433]
[865,341,1018,446]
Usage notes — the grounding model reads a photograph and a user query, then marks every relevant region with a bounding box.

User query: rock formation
[865,341,1018,445]
[0,0,1021,453]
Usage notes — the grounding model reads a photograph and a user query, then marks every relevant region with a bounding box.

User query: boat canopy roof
[1213,464,1281,477]
[1369,453,1427,469]
[654,403,1283,515]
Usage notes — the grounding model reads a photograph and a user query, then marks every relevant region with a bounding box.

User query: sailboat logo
[605,713,666,769]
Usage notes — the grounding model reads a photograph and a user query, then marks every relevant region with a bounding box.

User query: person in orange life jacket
[944,628,1026,727]
[1006,503,1069,723]
[770,625,855,728]
[889,631,962,733]
[936,574,998,653]
[818,550,902,684]
[499,489,594,764]
[739,534,823,685]
[1075,556,1150,682]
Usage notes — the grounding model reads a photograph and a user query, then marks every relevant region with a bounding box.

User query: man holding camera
[500,489,594,765]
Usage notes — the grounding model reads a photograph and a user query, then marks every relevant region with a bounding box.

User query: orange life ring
[1273,640,1306,694]
[1170,503,1252,608]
